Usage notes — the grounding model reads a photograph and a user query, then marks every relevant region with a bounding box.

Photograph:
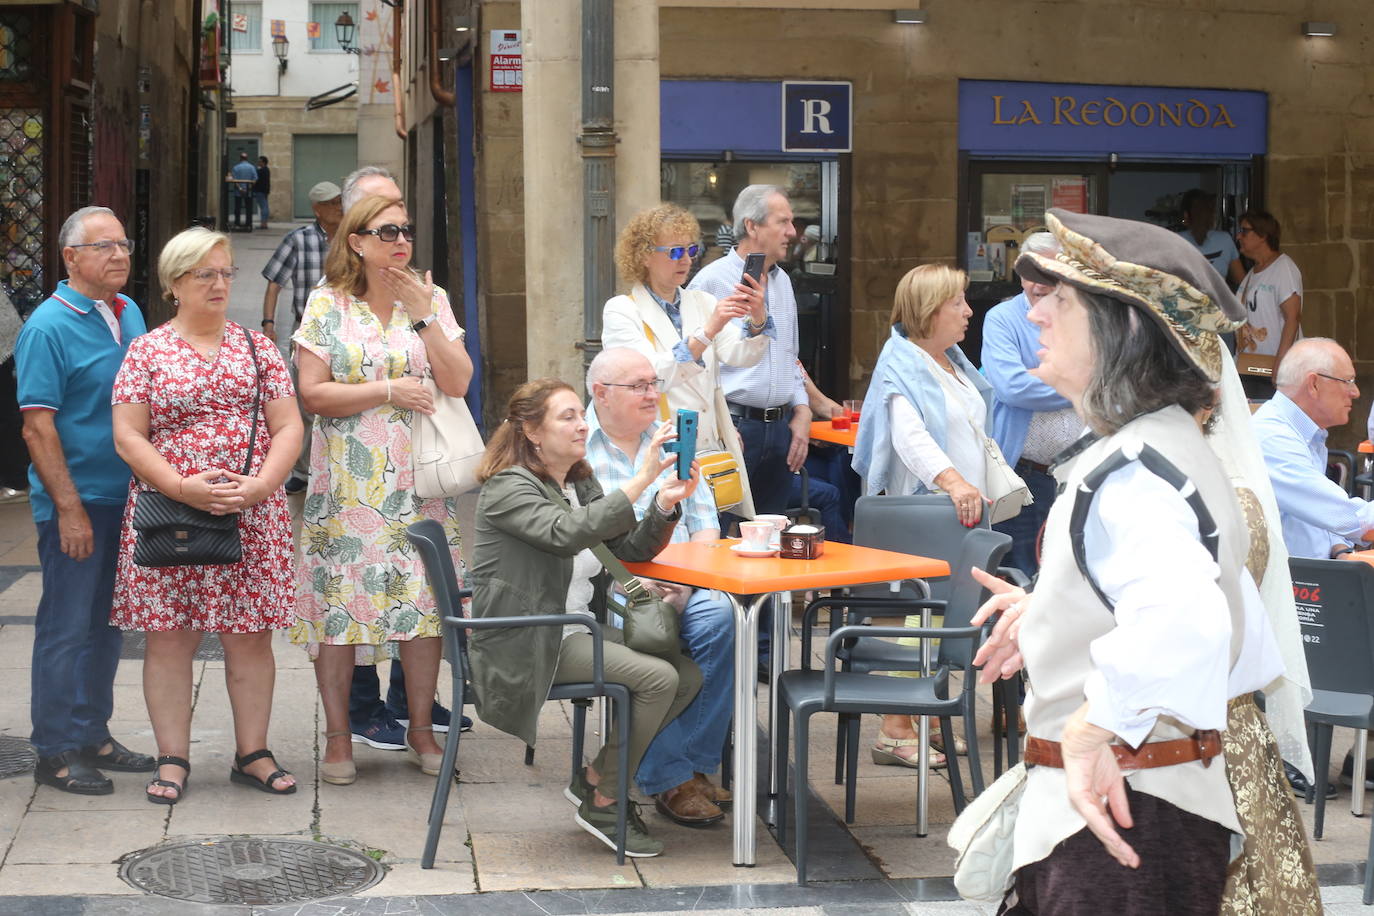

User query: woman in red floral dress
[110,227,303,805]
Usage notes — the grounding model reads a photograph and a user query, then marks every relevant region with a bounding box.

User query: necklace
[173,320,225,361]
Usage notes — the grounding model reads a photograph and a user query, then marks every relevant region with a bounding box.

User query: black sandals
[146,755,190,806]
[229,748,296,795]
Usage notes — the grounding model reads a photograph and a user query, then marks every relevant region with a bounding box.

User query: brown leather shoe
[692,772,731,810]
[653,782,724,827]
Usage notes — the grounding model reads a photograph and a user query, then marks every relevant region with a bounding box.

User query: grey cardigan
[467,465,679,747]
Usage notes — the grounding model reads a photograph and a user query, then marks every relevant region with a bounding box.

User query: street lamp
[271,35,289,74]
[335,12,361,54]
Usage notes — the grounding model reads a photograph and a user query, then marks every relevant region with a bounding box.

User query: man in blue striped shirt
[585,347,735,826]
[1253,338,1374,560]
[689,185,812,518]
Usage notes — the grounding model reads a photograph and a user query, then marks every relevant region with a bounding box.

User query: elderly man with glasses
[14,206,153,794]
[583,347,735,827]
[1254,337,1374,799]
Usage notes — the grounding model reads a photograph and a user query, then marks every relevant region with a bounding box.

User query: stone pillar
[520,0,659,391]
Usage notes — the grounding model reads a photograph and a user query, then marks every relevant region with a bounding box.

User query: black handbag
[544,482,681,658]
[131,326,262,568]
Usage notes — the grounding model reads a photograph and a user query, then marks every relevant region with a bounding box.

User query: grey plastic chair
[407,519,633,866]
[1290,556,1374,903]
[776,606,986,884]
[831,496,1021,794]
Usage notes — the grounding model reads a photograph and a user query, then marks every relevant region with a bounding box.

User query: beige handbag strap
[642,321,671,422]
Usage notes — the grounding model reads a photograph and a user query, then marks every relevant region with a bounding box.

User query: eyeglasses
[603,379,663,396]
[1236,226,1255,236]
[69,239,135,255]
[185,267,239,282]
[356,223,416,243]
[1315,371,1358,389]
[652,244,700,261]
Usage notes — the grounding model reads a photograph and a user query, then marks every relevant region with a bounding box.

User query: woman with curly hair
[601,203,765,515]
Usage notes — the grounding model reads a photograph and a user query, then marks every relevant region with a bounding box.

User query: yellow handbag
[643,321,744,513]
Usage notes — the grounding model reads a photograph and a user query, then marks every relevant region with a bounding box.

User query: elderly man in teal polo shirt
[15,205,154,795]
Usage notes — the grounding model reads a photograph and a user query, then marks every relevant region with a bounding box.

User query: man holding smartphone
[688,185,822,520]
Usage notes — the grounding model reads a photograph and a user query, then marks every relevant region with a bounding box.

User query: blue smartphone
[664,408,698,480]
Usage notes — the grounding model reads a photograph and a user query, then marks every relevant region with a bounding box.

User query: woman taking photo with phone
[290,194,472,786]
[601,203,765,516]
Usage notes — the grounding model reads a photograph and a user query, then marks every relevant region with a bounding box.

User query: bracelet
[178,477,185,497]
[261,319,275,327]
[385,378,392,403]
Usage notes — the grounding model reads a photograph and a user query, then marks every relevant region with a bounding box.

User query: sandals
[929,733,969,757]
[229,749,297,795]
[321,730,356,786]
[871,734,948,770]
[146,755,190,806]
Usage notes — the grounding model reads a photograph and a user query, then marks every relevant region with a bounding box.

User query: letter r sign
[782,81,852,153]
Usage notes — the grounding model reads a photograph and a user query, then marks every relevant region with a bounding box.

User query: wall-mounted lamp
[453,15,473,33]
[335,12,362,54]
[1302,21,1337,37]
[438,47,459,61]
[893,9,927,24]
[271,35,289,74]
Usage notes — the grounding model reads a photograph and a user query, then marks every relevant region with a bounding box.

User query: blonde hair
[157,227,232,304]
[323,194,407,298]
[891,264,968,339]
[614,204,700,286]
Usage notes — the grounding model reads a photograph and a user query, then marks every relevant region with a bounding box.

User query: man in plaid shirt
[259,181,343,341]
[585,347,735,827]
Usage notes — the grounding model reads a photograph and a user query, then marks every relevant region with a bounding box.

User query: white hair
[586,347,650,392]
[58,206,116,250]
[1275,337,1341,392]
[342,166,397,212]
[1021,231,1059,257]
[732,185,786,242]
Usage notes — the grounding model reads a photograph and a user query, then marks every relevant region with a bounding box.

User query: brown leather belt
[1024,730,1222,772]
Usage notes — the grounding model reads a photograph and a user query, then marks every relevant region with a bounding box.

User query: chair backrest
[937,527,1012,669]
[406,519,469,669]
[1290,556,1374,698]
[852,494,990,603]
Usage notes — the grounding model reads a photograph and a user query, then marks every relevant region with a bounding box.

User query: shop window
[309,2,358,53]
[969,171,1098,284]
[0,12,48,318]
[229,2,263,53]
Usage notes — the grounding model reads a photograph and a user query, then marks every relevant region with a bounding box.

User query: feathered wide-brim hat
[1014,208,1247,382]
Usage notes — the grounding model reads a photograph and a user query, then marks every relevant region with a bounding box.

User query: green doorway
[291,134,357,219]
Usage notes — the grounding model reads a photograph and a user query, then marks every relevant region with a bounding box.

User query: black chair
[1290,556,1374,904]
[830,496,1020,795]
[775,604,985,885]
[1328,448,1357,495]
[407,520,634,866]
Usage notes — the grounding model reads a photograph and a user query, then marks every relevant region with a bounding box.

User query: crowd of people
[6,166,1343,908]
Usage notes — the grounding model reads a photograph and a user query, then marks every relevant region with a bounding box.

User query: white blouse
[561,486,604,641]
[888,345,987,496]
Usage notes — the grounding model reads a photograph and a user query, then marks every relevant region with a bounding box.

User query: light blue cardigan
[852,325,994,497]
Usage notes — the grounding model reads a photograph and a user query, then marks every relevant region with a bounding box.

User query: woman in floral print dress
[111,227,303,804]
[292,195,473,785]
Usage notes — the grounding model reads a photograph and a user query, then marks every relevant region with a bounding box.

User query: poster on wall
[490,30,522,92]
[1011,184,1047,227]
[1052,177,1088,213]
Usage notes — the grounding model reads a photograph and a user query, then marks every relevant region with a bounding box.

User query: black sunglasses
[357,223,416,243]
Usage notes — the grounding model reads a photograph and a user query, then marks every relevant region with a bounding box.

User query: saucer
[731,543,778,558]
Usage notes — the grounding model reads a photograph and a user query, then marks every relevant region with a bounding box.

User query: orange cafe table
[626,539,949,867]
[809,418,857,449]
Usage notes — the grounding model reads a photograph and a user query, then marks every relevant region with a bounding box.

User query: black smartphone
[663,409,698,480]
[742,252,766,284]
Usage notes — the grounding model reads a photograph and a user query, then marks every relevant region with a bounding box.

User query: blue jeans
[805,444,861,531]
[349,663,409,726]
[788,468,850,544]
[731,413,795,517]
[635,587,735,795]
[993,465,1058,580]
[253,192,269,224]
[30,503,125,758]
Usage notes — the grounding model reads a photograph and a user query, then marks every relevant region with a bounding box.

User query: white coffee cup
[739,520,774,552]
[754,514,790,549]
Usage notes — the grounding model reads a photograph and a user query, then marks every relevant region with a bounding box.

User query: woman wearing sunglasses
[290,194,473,785]
[602,203,765,516]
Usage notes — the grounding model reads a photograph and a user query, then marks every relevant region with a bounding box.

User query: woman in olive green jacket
[470,377,702,858]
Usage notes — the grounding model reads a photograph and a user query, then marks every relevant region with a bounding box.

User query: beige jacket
[602,283,768,517]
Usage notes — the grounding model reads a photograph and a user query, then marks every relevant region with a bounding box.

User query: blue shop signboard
[958,79,1267,159]
[661,80,850,158]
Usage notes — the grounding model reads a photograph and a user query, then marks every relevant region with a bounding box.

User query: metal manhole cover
[0,736,36,778]
[121,632,224,661]
[119,837,384,905]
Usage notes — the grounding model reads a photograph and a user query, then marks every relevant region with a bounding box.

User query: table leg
[728,591,771,867]
[767,589,792,810]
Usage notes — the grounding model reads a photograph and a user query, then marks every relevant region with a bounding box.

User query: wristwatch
[691,327,713,348]
[411,314,436,333]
